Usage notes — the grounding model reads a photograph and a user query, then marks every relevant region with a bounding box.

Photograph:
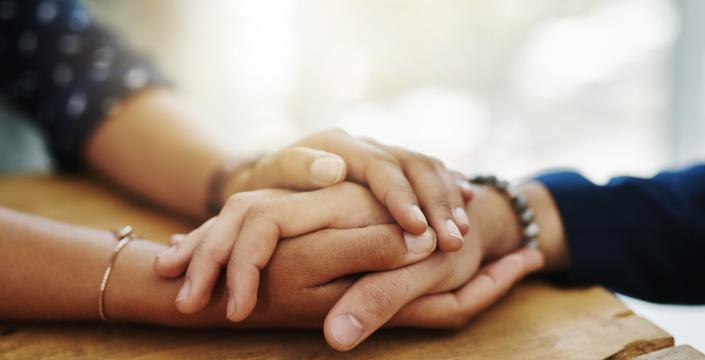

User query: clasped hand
[153,130,544,351]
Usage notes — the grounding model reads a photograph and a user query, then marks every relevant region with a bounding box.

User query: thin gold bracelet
[98,225,136,323]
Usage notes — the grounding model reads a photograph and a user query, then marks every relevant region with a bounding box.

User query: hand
[226,129,473,252]
[320,183,546,350]
[293,130,473,251]
[121,224,439,328]
[146,183,544,352]
[154,183,440,319]
[146,223,541,340]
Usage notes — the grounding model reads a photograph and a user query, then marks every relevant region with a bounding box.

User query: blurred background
[2,0,704,349]
[85,0,704,184]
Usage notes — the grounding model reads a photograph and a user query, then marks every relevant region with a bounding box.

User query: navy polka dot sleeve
[0,0,167,169]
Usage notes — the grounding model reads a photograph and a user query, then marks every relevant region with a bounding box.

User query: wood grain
[634,345,705,360]
[0,174,675,359]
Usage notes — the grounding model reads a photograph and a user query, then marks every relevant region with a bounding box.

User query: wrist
[465,184,523,261]
[518,182,570,272]
[470,180,566,272]
[108,239,234,327]
[205,157,256,216]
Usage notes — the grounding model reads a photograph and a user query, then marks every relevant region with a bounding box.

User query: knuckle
[192,243,224,267]
[359,226,405,269]
[361,275,407,318]
[477,272,498,288]
[408,152,438,167]
[245,200,271,219]
[430,157,445,169]
[383,182,415,205]
[368,153,401,169]
[224,192,257,212]
[432,195,451,210]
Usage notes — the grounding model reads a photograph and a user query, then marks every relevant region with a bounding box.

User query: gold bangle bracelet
[98,225,136,323]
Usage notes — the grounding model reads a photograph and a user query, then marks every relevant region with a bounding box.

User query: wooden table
[0,175,693,359]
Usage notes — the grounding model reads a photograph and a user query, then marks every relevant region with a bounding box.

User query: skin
[85,88,472,246]
[321,181,569,350]
[0,185,544,328]
[1,86,572,350]
[154,182,469,321]
[152,181,567,350]
[82,87,475,325]
[80,88,476,325]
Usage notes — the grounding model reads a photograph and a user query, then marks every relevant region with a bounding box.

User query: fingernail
[330,313,364,348]
[446,219,463,241]
[176,278,191,303]
[453,207,469,226]
[411,205,428,226]
[157,245,178,259]
[311,157,345,184]
[227,295,237,319]
[403,229,436,254]
[460,181,473,193]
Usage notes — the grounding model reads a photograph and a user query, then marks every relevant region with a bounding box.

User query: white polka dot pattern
[53,63,73,85]
[36,0,58,24]
[0,0,167,168]
[66,91,86,117]
[124,67,148,90]
[58,34,81,54]
[18,31,38,54]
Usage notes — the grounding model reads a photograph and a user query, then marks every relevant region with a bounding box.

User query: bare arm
[0,206,435,328]
[479,181,571,272]
[0,205,197,324]
[83,88,238,220]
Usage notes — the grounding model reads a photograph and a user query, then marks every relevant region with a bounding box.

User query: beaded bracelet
[468,175,540,249]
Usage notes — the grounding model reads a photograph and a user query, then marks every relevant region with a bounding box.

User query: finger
[403,158,464,252]
[365,137,469,245]
[174,191,288,314]
[283,224,437,286]
[450,170,474,202]
[390,248,544,328]
[224,183,395,322]
[438,168,470,235]
[301,130,428,234]
[153,217,217,278]
[323,251,452,351]
[248,146,347,190]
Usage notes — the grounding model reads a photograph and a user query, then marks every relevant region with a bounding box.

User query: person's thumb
[248,146,347,190]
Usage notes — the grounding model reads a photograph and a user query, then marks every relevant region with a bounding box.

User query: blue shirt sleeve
[536,165,705,304]
[0,0,167,169]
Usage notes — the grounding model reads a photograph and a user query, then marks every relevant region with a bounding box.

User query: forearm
[0,207,114,321]
[84,88,248,219]
[0,207,230,326]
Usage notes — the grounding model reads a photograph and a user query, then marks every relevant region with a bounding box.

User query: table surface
[0,174,681,359]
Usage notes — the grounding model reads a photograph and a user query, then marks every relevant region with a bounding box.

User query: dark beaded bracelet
[468,175,540,249]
